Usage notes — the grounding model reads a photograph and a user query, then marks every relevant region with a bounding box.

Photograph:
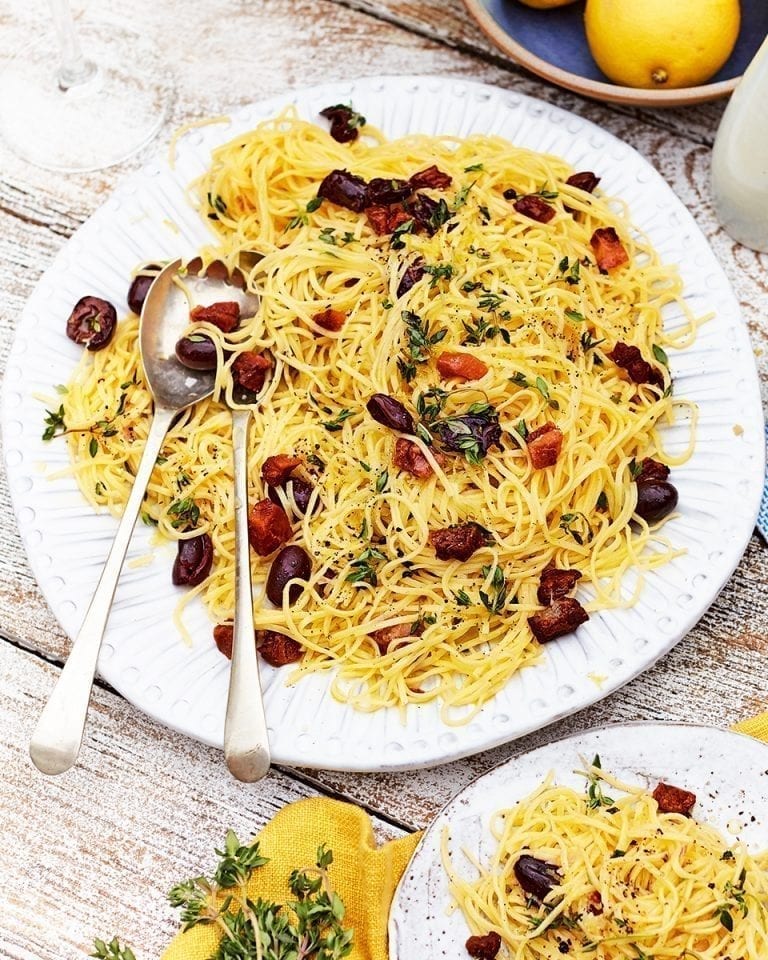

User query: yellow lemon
[518,0,577,7]
[584,0,740,89]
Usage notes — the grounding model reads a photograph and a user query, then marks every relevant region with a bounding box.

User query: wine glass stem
[48,0,96,90]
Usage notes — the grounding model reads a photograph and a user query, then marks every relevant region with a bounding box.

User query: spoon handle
[224,408,271,782]
[29,405,176,775]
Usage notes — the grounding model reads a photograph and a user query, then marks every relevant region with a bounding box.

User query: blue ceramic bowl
[463,0,768,105]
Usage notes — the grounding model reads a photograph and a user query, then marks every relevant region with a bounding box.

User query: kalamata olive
[266,545,312,606]
[396,261,425,298]
[127,264,161,315]
[268,479,318,517]
[66,296,117,351]
[513,855,561,902]
[366,393,415,434]
[172,533,213,586]
[635,480,678,524]
[502,187,518,200]
[318,169,369,212]
[175,333,217,370]
[365,177,412,207]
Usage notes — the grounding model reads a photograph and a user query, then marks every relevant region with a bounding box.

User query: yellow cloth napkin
[732,711,768,741]
[162,796,421,960]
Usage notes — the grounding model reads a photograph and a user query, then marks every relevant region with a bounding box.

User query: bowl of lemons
[462,0,767,105]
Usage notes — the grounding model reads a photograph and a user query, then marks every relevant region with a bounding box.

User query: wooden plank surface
[1,0,768,957]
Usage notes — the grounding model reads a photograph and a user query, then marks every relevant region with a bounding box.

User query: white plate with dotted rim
[2,76,764,771]
[389,722,768,957]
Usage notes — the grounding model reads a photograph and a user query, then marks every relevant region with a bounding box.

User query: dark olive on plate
[513,855,561,902]
[268,478,318,517]
[175,333,217,370]
[266,545,312,606]
[127,264,161,315]
[635,480,678,524]
[172,533,213,586]
[66,296,117,351]
[366,393,415,434]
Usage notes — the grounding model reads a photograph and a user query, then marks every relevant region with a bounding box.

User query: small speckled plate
[389,722,768,957]
[462,0,768,106]
[2,76,764,771]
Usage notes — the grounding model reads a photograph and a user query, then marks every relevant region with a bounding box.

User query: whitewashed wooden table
[1,2,767,957]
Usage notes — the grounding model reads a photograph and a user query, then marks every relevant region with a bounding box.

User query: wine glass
[0,0,174,172]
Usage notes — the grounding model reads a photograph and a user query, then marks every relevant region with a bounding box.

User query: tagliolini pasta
[58,106,700,717]
[443,762,768,959]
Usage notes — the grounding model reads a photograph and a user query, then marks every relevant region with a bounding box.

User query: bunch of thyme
[94,833,353,960]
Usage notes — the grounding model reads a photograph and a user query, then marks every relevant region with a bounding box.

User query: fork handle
[224,408,271,782]
[29,405,175,775]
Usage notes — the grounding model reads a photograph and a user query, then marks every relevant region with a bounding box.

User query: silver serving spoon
[29,258,267,777]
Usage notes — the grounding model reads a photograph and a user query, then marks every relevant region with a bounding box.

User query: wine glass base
[0,23,175,173]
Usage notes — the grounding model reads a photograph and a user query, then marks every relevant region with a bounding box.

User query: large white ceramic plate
[389,722,768,958]
[2,77,764,771]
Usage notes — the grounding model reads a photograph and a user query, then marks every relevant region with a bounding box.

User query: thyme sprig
[346,545,387,587]
[479,564,508,615]
[164,833,353,960]
[91,938,136,960]
[397,310,447,382]
[583,754,615,809]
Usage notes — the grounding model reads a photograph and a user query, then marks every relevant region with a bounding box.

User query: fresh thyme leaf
[91,937,136,960]
[454,589,472,607]
[319,227,337,245]
[478,291,503,311]
[584,754,615,809]
[167,497,200,531]
[346,545,387,587]
[375,469,389,494]
[464,163,484,172]
[565,308,586,323]
[535,376,550,400]
[515,419,529,440]
[653,344,669,366]
[509,371,528,387]
[287,196,322,230]
[580,331,605,353]
[89,437,98,458]
[141,511,158,526]
[461,316,509,345]
[453,182,475,210]
[558,255,570,273]
[423,263,454,287]
[398,311,446,382]
[559,511,593,546]
[629,458,643,480]
[322,408,353,431]
[462,280,482,293]
[55,383,69,395]
[479,564,508,615]
[427,200,451,233]
[390,217,414,250]
[306,196,323,213]
[537,188,559,200]
[42,404,66,441]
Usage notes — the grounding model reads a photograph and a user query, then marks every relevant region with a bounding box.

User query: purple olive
[635,480,678,524]
[66,296,117,351]
[365,177,412,207]
[175,334,217,370]
[127,264,161,315]
[319,104,364,144]
[409,193,440,234]
[318,169,369,212]
[172,533,213,586]
[268,479,318,517]
[366,394,415,434]
[266,545,312,606]
[513,856,561,902]
[396,261,425,298]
